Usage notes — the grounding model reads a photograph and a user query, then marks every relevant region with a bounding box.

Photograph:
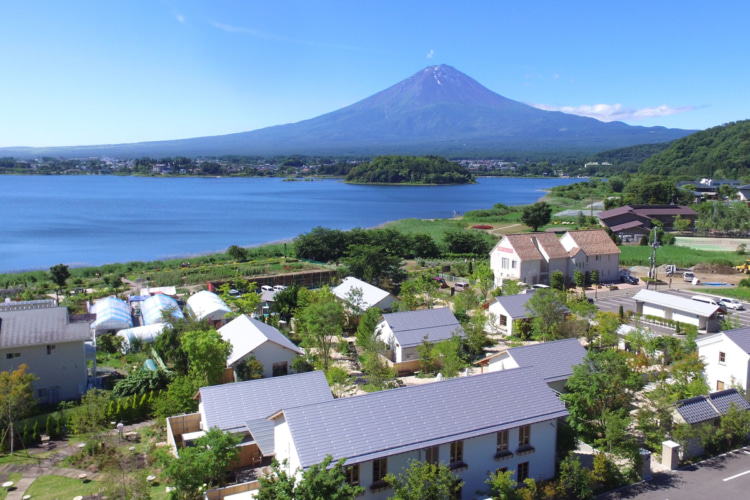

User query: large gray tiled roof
[675,389,750,425]
[633,290,720,317]
[493,293,535,319]
[723,327,750,354]
[0,306,91,348]
[282,367,568,468]
[507,338,587,383]
[382,307,464,348]
[199,370,332,432]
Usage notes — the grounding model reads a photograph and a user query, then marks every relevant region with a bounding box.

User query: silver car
[719,298,745,310]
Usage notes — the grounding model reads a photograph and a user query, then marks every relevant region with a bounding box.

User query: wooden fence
[205,481,260,500]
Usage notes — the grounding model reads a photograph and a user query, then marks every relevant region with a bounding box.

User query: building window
[453,481,462,500]
[272,362,288,377]
[502,258,509,269]
[717,380,725,391]
[37,388,48,399]
[719,352,726,364]
[425,446,439,465]
[518,425,530,447]
[517,462,529,482]
[450,440,463,464]
[497,430,509,451]
[372,457,387,483]
[496,467,508,474]
[346,464,360,487]
[5,353,20,359]
[511,260,517,269]
[46,345,56,355]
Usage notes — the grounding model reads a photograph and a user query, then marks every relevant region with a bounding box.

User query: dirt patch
[694,263,737,274]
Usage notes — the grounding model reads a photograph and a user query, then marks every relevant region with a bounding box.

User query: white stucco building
[219,315,304,379]
[0,300,92,403]
[267,367,567,500]
[490,230,620,287]
[332,277,400,313]
[375,307,464,363]
[475,338,587,393]
[697,327,750,394]
[633,289,722,333]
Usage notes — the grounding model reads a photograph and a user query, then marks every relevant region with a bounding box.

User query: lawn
[384,218,466,241]
[0,473,22,500]
[694,287,750,301]
[619,245,744,268]
[24,476,101,500]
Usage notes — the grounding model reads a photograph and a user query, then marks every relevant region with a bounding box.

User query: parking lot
[589,286,750,336]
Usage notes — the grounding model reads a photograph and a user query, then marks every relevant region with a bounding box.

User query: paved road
[602,447,750,499]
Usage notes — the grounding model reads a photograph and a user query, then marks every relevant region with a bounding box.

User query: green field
[619,245,744,268]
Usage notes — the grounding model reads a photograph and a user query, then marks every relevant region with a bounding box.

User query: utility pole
[649,226,659,291]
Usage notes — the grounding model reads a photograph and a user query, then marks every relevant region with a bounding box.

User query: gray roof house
[269,367,568,498]
[166,370,333,469]
[0,301,92,403]
[633,289,722,333]
[697,326,750,394]
[487,292,535,337]
[475,338,587,393]
[218,315,303,379]
[672,388,750,458]
[375,307,465,364]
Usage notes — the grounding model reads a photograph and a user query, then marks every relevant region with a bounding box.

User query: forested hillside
[345,155,474,184]
[640,120,750,178]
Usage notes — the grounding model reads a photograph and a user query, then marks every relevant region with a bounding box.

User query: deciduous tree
[182,329,232,386]
[521,202,552,232]
[385,459,462,500]
[257,455,364,500]
[0,365,37,455]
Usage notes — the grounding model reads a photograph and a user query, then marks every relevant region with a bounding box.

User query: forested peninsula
[344,155,475,185]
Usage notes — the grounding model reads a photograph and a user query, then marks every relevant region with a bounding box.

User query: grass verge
[24,476,101,500]
[619,245,744,268]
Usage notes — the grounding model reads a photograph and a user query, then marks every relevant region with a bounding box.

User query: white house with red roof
[490,230,620,287]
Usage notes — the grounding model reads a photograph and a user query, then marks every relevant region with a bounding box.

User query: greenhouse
[141,294,184,326]
[186,291,231,324]
[116,323,171,352]
[91,297,132,332]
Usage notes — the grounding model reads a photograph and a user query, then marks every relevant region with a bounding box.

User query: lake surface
[0,176,581,272]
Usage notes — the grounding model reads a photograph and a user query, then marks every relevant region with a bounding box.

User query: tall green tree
[181,329,232,386]
[226,245,248,262]
[520,202,552,231]
[525,288,569,342]
[297,300,345,370]
[0,365,37,455]
[356,306,384,354]
[49,263,70,304]
[385,460,462,500]
[562,350,644,441]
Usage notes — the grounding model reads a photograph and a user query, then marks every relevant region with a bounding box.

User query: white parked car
[273,285,287,292]
[719,298,745,310]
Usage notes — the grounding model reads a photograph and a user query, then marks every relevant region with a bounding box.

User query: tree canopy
[520,202,552,231]
[345,155,474,185]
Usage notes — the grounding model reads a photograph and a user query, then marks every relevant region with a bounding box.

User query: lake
[0,175,581,272]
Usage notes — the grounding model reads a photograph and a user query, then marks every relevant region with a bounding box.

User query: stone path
[3,420,154,500]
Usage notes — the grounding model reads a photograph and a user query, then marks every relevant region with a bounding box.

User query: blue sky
[1,1,748,148]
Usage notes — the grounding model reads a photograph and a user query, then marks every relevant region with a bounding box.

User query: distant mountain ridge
[2,65,696,159]
[640,120,750,178]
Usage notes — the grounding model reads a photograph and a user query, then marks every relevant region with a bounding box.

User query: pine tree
[46,415,53,438]
[618,304,624,321]
[32,421,39,442]
[55,416,62,437]
[22,423,29,446]
[139,393,148,419]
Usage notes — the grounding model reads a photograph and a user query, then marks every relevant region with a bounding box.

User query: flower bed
[471,225,493,230]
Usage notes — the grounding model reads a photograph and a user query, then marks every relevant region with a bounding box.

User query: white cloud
[427,49,434,59]
[176,14,185,23]
[210,21,362,51]
[530,102,695,122]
